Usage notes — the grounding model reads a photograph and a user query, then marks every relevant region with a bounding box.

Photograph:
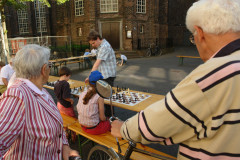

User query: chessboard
[44,81,87,96]
[44,81,151,106]
[108,91,151,106]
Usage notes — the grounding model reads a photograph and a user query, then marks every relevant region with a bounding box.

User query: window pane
[100,0,118,13]
[136,0,146,13]
[75,0,84,16]
[17,8,29,34]
[34,1,47,33]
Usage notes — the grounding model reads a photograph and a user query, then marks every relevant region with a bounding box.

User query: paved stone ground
[47,46,203,159]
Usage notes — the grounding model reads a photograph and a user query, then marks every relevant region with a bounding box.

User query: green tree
[0,0,68,63]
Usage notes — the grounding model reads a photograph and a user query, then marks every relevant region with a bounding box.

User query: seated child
[116,54,127,66]
[84,49,92,68]
[54,67,75,117]
[77,70,111,135]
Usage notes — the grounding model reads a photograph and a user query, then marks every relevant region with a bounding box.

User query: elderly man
[0,44,79,159]
[111,0,240,159]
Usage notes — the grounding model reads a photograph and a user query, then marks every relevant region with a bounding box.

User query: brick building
[4,0,196,52]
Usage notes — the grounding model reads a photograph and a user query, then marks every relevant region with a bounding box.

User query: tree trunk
[0,9,10,63]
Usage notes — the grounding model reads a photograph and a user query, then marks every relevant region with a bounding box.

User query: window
[75,0,84,16]
[100,0,118,13]
[34,0,47,33]
[17,10,29,34]
[137,0,146,13]
[140,25,144,33]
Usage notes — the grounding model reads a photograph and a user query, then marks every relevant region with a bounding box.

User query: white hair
[186,0,240,34]
[14,44,50,79]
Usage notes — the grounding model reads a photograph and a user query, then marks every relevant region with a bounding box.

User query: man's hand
[111,120,124,138]
[85,77,89,84]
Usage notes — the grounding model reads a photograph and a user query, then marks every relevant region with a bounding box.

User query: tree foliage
[1,0,69,12]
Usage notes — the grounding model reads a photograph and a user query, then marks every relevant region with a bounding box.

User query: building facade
[4,0,196,52]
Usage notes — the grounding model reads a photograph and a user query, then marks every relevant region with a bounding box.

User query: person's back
[0,58,14,93]
[121,54,127,61]
[84,49,90,56]
[77,90,100,127]
[111,0,240,159]
[77,71,110,135]
[54,67,75,117]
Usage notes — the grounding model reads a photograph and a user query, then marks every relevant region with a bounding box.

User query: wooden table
[49,55,96,63]
[44,76,165,112]
[49,55,96,74]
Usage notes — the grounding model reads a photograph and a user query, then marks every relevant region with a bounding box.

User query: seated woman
[77,70,111,135]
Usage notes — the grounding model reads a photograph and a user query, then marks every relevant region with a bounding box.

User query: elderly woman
[0,44,79,159]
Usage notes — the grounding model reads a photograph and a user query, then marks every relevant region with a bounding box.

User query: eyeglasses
[48,62,53,68]
[189,34,195,45]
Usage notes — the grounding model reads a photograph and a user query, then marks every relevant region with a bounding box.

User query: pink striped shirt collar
[18,78,50,101]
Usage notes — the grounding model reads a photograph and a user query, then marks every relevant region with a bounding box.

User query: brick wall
[4,0,197,50]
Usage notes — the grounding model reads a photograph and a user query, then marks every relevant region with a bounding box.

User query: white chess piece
[84,85,89,92]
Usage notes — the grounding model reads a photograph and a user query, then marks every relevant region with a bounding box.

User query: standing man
[85,30,116,117]
[85,30,116,86]
[111,0,240,159]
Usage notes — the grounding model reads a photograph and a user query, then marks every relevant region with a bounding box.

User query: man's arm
[91,59,101,72]
[115,79,211,145]
[64,98,74,104]
[85,59,102,83]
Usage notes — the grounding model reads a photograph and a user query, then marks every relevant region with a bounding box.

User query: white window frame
[75,0,84,16]
[17,10,29,34]
[34,0,47,33]
[136,0,146,13]
[100,0,118,13]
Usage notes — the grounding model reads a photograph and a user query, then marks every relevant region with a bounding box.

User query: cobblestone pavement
[48,46,202,159]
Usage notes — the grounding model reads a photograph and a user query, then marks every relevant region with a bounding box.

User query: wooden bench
[61,114,176,160]
[66,59,85,69]
[176,55,200,65]
[51,60,85,75]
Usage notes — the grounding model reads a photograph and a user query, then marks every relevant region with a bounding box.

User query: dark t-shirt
[54,80,72,108]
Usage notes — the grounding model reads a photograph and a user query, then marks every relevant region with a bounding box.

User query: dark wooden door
[102,22,120,49]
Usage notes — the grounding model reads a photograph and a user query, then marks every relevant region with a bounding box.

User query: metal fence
[0,36,90,61]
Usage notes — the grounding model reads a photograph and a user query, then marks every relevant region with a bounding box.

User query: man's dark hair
[87,29,102,41]
[59,66,72,77]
